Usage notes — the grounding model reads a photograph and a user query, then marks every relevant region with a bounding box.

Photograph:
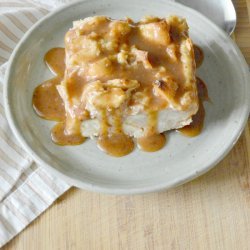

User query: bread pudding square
[57,16,199,138]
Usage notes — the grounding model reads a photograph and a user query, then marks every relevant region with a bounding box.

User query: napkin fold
[0,0,73,247]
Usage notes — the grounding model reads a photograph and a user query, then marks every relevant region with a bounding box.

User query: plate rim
[3,0,250,194]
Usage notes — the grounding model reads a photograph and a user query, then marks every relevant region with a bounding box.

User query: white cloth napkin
[0,0,76,247]
[0,0,177,246]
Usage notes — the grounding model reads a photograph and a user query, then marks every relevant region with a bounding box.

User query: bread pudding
[33,16,207,157]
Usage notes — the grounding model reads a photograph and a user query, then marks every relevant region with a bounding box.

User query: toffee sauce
[178,45,208,136]
[33,48,85,145]
[33,43,207,157]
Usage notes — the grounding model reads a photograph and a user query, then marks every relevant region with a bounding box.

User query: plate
[4,0,250,194]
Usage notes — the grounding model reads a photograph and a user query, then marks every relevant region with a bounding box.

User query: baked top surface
[61,16,198,123]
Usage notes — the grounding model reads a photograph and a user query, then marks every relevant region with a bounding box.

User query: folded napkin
[0,0,75,247]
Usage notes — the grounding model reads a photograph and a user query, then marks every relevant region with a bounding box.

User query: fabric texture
[0,0,73,247]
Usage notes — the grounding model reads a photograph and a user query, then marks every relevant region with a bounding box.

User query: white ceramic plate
[4,0,250,194]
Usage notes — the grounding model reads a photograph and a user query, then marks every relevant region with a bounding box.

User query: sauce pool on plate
[32,77,65,121]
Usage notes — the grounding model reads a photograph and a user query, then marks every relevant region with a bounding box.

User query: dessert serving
[33,15,208,157]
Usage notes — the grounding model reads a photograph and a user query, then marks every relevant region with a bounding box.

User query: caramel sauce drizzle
[51,122,85,146]
[97,109,134,157]
[178,45,208,136]
[178,81,206,137]
[32,77,65,121]
[33,48,85,146]
[44,48,65,77]
[193,45,204,68]
[33,42,207,157]
[137,111,166,152]
[97,134,134,157]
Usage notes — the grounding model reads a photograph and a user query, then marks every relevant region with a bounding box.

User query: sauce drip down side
[33,48,85,145]
[177,44,207,137]
[44,47,65,76]
[178,77,209,136]
[137,111,167,152]
[137,134,166,152]
[193,45,204,68]
[51,122,85,146]
[97,109,135,157]
[33,48,66,122]
[97,134,134,157]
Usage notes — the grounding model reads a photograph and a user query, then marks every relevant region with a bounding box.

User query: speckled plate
[4,0,250,194]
